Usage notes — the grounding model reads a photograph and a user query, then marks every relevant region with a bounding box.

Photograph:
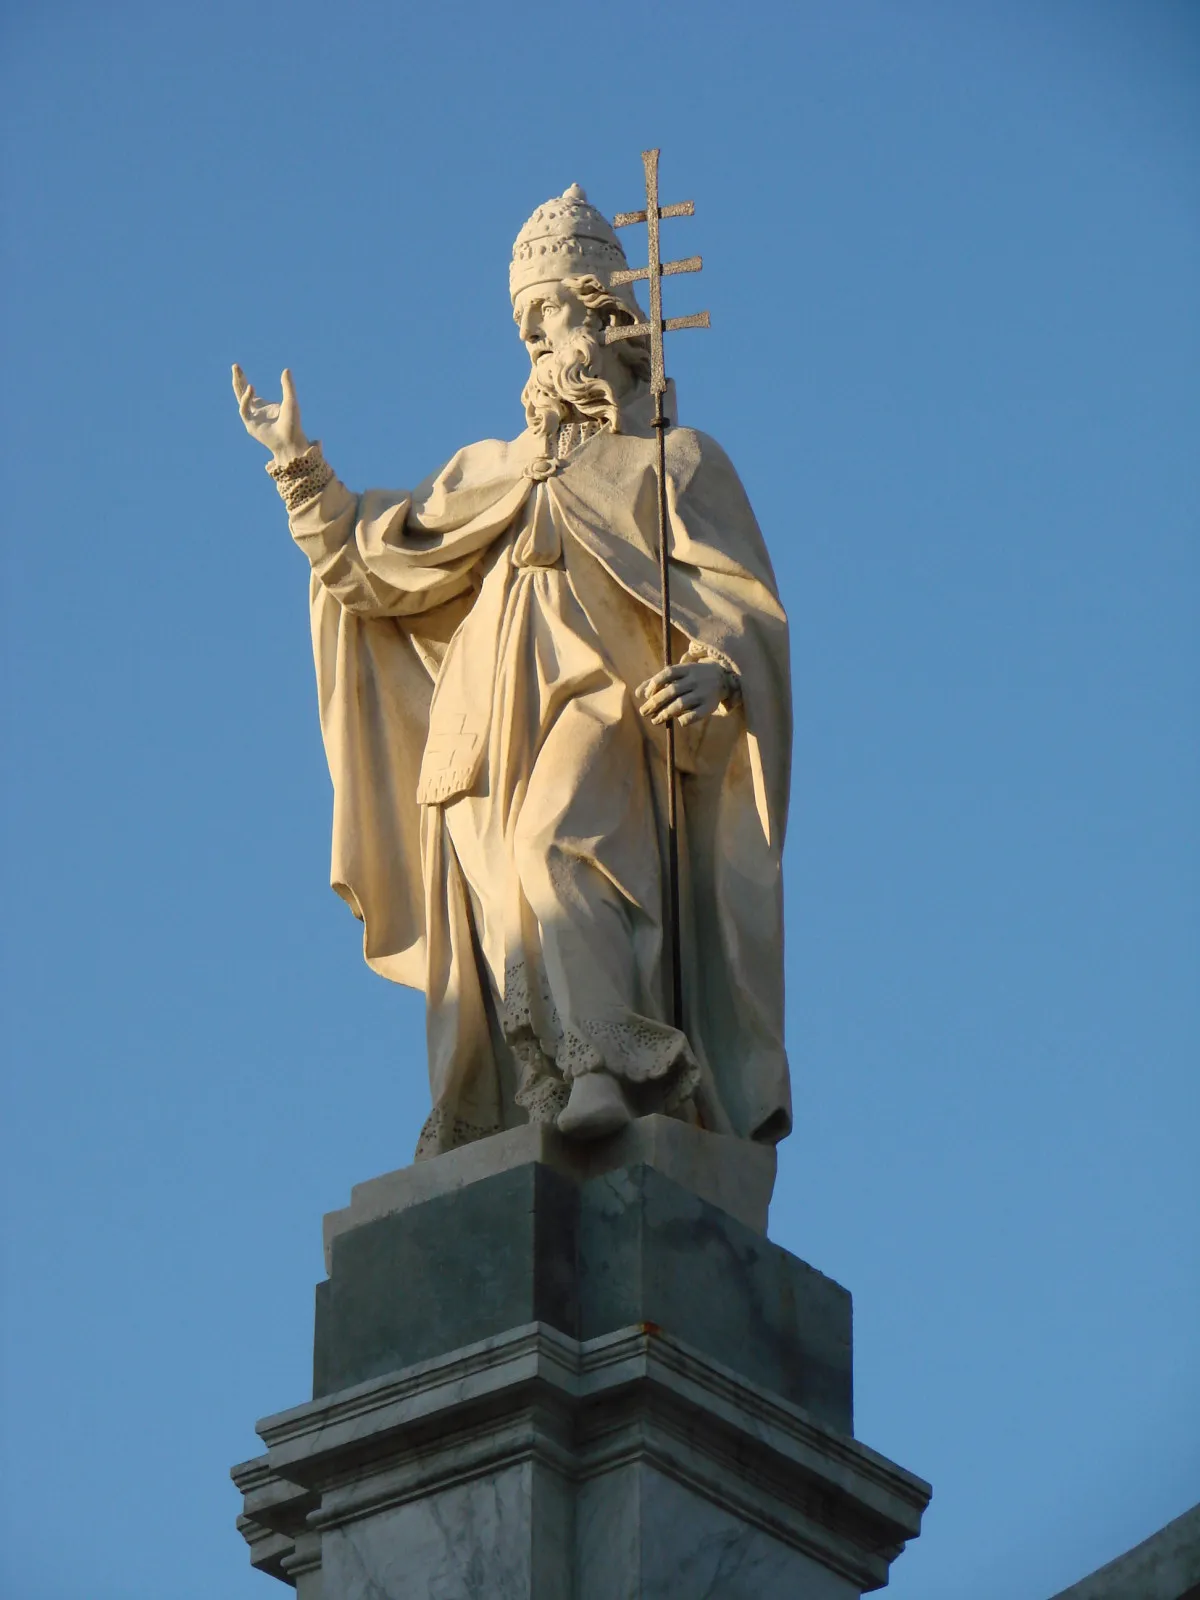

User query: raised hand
[636,660,732,728]
[231,364,310,463]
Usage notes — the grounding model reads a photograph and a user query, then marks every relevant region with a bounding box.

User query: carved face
[512,283,595,364]
[512,275,647,435]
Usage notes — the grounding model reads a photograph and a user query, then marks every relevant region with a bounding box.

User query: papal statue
[233,183,792,1158]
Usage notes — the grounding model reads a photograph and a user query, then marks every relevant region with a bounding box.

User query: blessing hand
[636,661,730,728]
[231,364,310,463]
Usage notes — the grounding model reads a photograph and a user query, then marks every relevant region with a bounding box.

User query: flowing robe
[285,400,792,1156]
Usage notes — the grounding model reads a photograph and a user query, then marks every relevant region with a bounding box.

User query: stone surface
[323,1115,777,1270]
[576,1465,858,1600]
[234,1321,930,1599]
[235,1139,930,1596]
[1048,1501,1200,1600]
[576,1162,850,1423]
[314,1158,850,1427]
[319,1464,557,1600]
[314,1162,578,1399]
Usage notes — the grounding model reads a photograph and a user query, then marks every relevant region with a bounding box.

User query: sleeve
[682,637,743,712]
[270,444,481,620]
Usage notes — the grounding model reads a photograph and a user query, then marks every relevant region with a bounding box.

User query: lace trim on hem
[509,1035,569,1124]
[414,1105,503,1160]
[501,958,698,1105]
[663,1054,702,1113]
[501,958,559,1042]
[558,1016,694,1085]
[514,1074,571,1123]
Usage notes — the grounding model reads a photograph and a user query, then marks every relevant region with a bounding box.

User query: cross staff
[605,148,709,1034]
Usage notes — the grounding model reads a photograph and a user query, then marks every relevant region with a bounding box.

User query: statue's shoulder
[664,425,745,494]
[417,434,534,496]
[666,424,731,461]
[453,434,533,472]
[569,423,744,499]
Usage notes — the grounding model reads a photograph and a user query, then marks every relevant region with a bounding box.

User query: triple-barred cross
[603,148,709,399]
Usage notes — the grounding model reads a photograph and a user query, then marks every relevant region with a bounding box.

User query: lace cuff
[683,638,742,710]
[266,442,335,512]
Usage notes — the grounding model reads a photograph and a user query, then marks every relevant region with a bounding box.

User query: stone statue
[232,183,792,1157]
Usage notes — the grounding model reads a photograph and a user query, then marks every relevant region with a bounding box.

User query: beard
[520,325,622,441]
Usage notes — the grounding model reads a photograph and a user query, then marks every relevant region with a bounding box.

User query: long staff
[605,149,709,1031]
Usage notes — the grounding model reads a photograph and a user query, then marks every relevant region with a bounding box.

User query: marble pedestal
[232,1118,930,1598]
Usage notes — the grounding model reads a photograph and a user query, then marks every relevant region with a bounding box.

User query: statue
[232,170,792,1158]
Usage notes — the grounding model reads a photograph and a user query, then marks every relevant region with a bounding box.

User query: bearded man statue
[232,184,792,1157]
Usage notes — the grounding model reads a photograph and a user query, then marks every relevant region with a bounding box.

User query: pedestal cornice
[234,1320,929,1594]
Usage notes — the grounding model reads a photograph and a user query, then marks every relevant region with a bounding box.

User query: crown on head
[509,183,637,309]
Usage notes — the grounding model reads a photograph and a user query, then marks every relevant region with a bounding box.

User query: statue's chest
[510,483,564,570]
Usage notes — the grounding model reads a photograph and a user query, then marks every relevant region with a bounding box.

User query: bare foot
[557,1071,631,1139]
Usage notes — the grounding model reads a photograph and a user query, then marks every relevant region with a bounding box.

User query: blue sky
[1,2,1196,1596]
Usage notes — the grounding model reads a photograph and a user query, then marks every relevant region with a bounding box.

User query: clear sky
[1,2,1196,1596]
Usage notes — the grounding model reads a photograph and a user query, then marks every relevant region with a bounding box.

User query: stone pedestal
[232,1118,930,1597]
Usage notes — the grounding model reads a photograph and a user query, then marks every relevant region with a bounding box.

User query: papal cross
[604,149,709,1032]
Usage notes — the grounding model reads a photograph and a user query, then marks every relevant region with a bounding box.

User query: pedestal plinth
[232,1117,930,1598]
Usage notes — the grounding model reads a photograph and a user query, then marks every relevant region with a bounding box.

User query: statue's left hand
[636,661,730,727]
